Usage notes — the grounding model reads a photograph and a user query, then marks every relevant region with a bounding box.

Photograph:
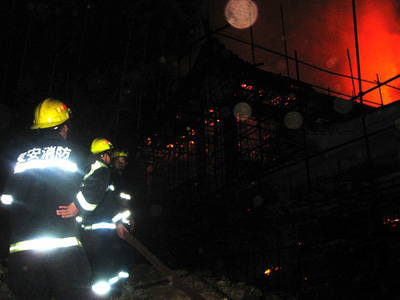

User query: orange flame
[216,0,400,106]
[290,0,400,105]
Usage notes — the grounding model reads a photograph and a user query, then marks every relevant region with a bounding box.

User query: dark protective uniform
[77,159,132,296]
[109,167,135,278]
[1,132,92,300]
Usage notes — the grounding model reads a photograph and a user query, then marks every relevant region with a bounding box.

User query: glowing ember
[225,0,258,29]
[383,218,400,225]
[264,266,282,276]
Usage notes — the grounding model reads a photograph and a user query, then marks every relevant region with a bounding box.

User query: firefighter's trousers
[7,246,92,300]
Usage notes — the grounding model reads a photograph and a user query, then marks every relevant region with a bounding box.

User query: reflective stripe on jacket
[74,160,110,214]
[9,237,82,253]
[3,133,88,246]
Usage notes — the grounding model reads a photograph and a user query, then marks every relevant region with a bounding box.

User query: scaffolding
[137,34,400,298]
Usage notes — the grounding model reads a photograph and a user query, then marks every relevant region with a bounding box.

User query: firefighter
[58,138,131,298]
[1,98,92,300]
[110,149,134,230]
[111,149,128,175]
[110,148,136,290]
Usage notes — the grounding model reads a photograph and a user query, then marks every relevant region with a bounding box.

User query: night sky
[1,1,204,147]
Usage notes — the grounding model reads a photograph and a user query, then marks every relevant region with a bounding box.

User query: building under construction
[133,37,400,299]
[2,2,400,299]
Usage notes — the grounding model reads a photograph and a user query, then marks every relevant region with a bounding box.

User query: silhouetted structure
[137,38,400,299]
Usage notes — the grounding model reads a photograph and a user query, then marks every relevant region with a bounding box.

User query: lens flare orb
[233,102,252,120]
[333,97,353,114]
[225,0,258,29]
[284,111,303,130]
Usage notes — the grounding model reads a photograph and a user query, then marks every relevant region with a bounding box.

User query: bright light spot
[109,276,119,285]
[120,192,131,200]
[284,111,303,129]
[233,102,252,120]
[121,210,131,219]
[118,271,129,278]
[92,281,110,295]
[112,210,131,223]
[333,98,353,114]
[75,216,83,223]
[1,194,13,205]
[10,237,80,252]
[225,0,258,29]
[90,223,116,230]
[264,269,271,275]
[14,159,77,174]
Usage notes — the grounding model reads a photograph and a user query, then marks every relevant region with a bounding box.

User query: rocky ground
[0,259,275,300]
[119,263,263,300]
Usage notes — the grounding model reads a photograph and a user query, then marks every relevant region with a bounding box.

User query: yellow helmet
[31,98,70,129]
[91,138,113,154]
[111,150,129,160]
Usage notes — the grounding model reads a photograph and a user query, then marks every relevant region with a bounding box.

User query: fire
[290,0,400,105]
[218,0,400,106]
[355,0,400,104]
[264,266,282,276]
[383,217,400,227]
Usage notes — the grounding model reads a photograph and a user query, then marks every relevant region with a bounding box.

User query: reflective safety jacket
[76,160,130,230]
[74,159,110,218]
[1,132,87,253]
[78,164,133,293]
[109,166,133,213]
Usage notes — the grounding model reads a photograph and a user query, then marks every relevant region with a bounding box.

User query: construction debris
[0,260,265,300]
[119,263,263,300]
